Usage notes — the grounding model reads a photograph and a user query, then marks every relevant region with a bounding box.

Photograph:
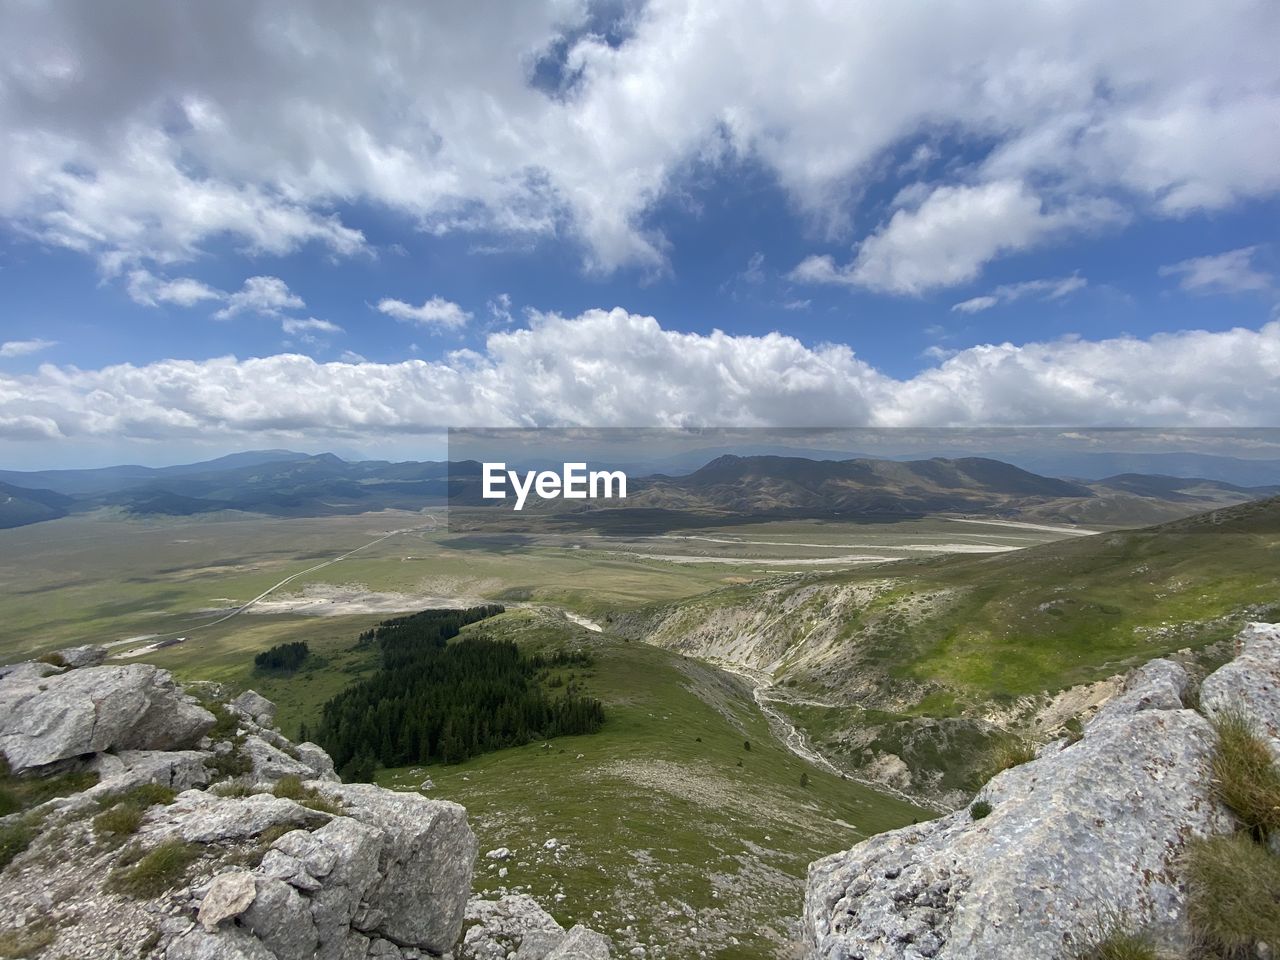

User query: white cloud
[1159,246,1272,294]
[952,274,1087,313]
[952,296,1001,315]
[340,350,369,363]
[2,310,1278,448]
[282,317,343,336]
[486,293,515,327]
[0,339,57,358]
[0,1,1275,277]
[126,269,223,308]
[377,296,472,331]
[214,276,305,320]
[792,182,1118,295]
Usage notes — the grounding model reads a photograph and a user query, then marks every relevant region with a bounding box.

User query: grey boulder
[0,663,214,772]
[804,657,1235,959]
[231,690,277,728]
[1200,621,1280,760]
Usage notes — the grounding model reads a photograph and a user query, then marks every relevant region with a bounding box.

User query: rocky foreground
[804,621,1280,959]
[0,648,611,959]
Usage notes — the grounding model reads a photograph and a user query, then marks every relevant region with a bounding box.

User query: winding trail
[713,659,946,811]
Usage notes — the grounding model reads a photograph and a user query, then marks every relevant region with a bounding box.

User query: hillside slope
[617,497,1280,804]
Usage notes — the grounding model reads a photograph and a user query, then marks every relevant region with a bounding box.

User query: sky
[0,0,1278,468]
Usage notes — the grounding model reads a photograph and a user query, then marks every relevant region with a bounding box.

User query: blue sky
[0,1,1277,467]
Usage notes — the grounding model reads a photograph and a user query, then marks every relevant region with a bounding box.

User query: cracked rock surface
[803,624,1280,959]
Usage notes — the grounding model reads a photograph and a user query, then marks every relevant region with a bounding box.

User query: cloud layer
[2,0,1276,283]
[2,310,1278,446]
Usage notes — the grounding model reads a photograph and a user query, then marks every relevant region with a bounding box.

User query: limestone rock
[317,782,476,953]
[198,871,258,931]
[0,663,215,772]
[91,749,212,794]
[57,644,108,668]
[295,741,340,781]
[168,927,279,960]
[143,790,331,844]
[232,690,277,728]
[804,657,1236,959]
[460,895,565,960]
[1200,621,1280,760]
[240,735,316,784]
[547,925,613,959]
[460,897,612,960]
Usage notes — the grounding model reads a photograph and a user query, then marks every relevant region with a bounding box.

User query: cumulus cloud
[1159,246,1273,294]
[0,339,58,358]
[126,269,223,308]
[0,1,1276,279]
[214,276,305,320]
[378,296,472,331]
[1,310,1278,449]
[792,182,1117,295]
[952,274,1087,313]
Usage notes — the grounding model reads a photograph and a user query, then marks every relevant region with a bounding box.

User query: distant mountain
[1004,451,1280,486]
[1091,473,1280,502]
[0,449,313,496]
[622,454,1094,516]
[1,449,1274,529]
[94,453,456,518]
[0,481,73,529]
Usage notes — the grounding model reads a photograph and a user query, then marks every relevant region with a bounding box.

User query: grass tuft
[1184,833,1280,956]
[0,762,99,818]
[1209,708,1280,835]
[0,920,55,958]
[109,840,199,899]
[272,775,343,815]
[93,783,178,842]
[93,804,144,838]
[34,652,67,669]
[96,783,176,810]
[969,799,992,820]
[1073,908,1159,960]
[985,737,1039,779]
[0,820,34,871]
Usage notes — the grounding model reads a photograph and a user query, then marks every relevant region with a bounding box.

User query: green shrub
[969,799,992,820]
[1209,709,1280,834]
[34,652,67,668]
[110,840,199,898]
[0,820,34,870]
[272,775,342,815]
[1184,833,1280,955]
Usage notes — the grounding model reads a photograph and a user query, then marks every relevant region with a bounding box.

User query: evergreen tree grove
[313,606,606,775]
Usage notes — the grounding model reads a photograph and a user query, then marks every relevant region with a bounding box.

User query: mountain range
[0,449,1276,530]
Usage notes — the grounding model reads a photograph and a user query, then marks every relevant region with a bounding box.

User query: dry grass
[1209,708,1280,834]
[1184,833,1280,957]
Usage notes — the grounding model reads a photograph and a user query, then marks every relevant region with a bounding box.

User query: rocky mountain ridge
[0,648,612,959]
